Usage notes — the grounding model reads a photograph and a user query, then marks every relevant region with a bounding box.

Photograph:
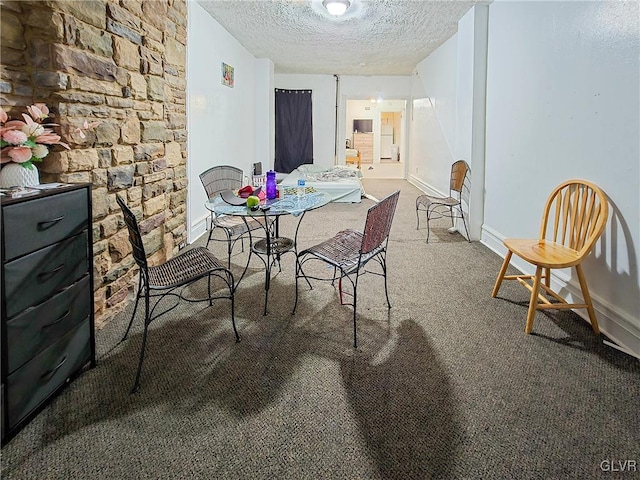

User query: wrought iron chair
[292,190,400,348]
[491,179,609,334]
[200,165,273,266]
[415,160,470,243]
[116,195,239,393]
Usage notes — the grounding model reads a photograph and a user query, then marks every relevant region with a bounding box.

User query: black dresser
[1,183,96,443]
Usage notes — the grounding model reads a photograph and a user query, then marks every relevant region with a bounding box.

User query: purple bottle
[266,170,277,200]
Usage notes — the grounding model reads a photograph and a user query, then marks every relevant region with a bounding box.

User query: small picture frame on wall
[222,63,234,88]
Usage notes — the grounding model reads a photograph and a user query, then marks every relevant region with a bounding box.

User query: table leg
[293,211,312,290]
[231,218,254,293]
[261,214,283,315]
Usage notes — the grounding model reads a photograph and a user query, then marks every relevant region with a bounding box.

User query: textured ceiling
[197,0,478,75]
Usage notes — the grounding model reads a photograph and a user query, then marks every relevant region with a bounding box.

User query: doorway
[345,99,407,179]
[380,111,401,161]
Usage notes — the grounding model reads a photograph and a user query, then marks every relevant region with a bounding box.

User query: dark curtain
[274,89,313,173]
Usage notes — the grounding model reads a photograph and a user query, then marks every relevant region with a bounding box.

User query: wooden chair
[415,160,470,242]
[292,191,400,348]
[200,165,273,266]
[346,149,361,169]
[491,179,609,334]
[116,195,239,393]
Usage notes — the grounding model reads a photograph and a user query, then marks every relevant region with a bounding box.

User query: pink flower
[3,129,28,144]
[74,120,101,139]
[7,146,33,163]
[21,112,38,126]
[22,122,45,138]
[26,104,49,120]
[74,127,87,139]
[3,120,26,130]
[0,147,12,163]
[36,132,70,149]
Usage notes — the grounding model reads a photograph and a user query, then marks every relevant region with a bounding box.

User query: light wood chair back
[450,159,469,195]
[540,180,609,259]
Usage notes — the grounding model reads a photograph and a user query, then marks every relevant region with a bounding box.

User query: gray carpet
[2,179,639,479]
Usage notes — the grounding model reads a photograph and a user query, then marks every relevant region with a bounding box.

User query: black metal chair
[200,165,273,266]
[415,160,471,243]
[116,195,239,393]
[292,190,400,348]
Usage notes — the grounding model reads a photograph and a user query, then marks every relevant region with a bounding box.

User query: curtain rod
[275,89,312,94]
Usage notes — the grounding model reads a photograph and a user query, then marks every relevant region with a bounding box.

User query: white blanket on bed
[280,165,364,203]
[300,165,362,182]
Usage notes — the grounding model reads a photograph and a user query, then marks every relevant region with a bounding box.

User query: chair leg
[425,206,433,243]
[230,297,240,342]
[382,254,391,309]
[415,202,421,230]
[225,231,233,268]
[229,279,240,342]
[525,266,543,334]
[122,275,143,341]
[292,257,300,314]
[492,251,512,297]
[131,293,151,393]
[352,276,358,349]
[460,209,471,242]
[575,264,600,335]
[205,214,215,249]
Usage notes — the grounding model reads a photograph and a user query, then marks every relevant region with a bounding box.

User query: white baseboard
[188,214,208,245]
[482,224,640,358]
[408,174,445,197]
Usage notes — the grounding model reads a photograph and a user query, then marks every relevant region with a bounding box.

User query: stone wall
[0,0,188,327]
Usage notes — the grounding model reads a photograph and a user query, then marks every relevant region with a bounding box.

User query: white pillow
[298,164,329,174]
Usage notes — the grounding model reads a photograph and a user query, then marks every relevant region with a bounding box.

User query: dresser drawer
[5,275,91,374]
[2,189,88,261]
[4,232,88,319]
[6,319,91,430]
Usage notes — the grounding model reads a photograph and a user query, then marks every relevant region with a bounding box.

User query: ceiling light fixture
[323,0,350,16]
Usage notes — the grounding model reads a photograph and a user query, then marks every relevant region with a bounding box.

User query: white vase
[0,163,40,188]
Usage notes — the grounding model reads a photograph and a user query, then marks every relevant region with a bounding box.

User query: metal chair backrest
[540,179,609,256]
[450,160,469,197]
[116,194,148,272]
[200,165,244,199]
[361,190,400,255]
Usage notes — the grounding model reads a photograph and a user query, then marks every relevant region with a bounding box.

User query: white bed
[279,165,364,203]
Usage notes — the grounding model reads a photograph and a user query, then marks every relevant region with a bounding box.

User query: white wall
[483,0,640,353]
[186,1,269,241]
[410,5,488,242]
[254,59,275,173]
[455,5,488,240]
[412,35,458,192]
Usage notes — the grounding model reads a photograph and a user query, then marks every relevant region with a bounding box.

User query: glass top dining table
[205,192,332,315]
